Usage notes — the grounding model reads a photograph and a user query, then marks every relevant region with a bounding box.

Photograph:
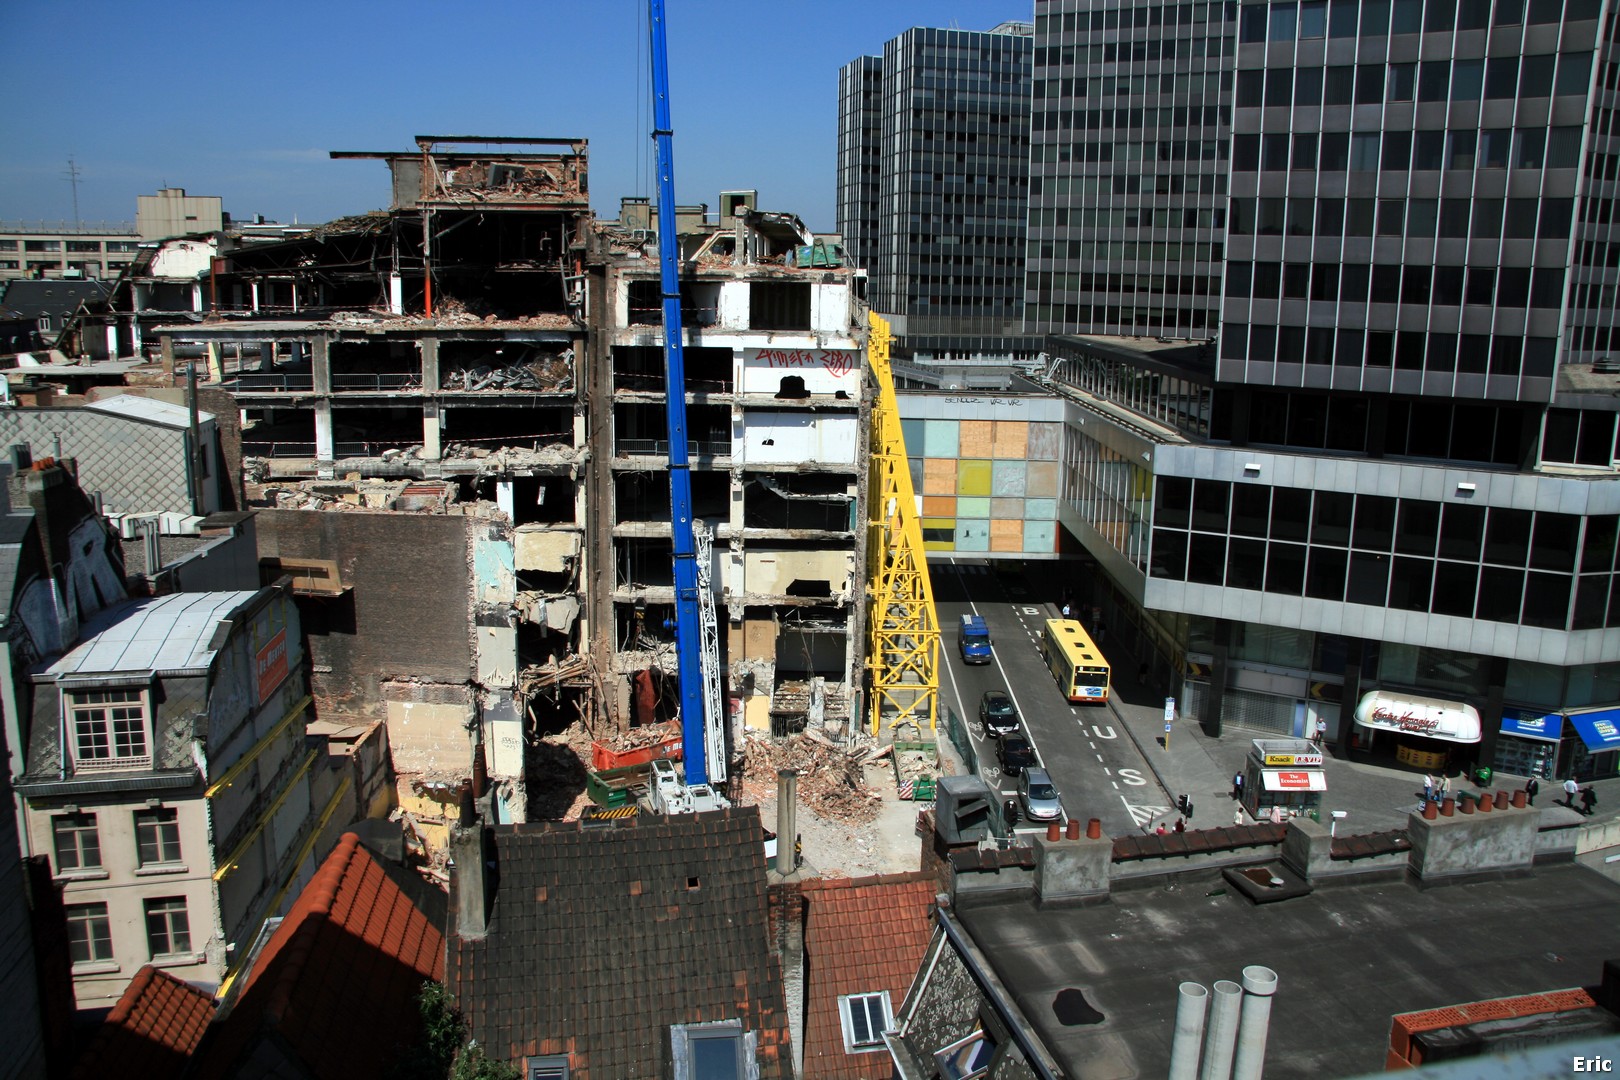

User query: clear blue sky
[0,0,1030,232]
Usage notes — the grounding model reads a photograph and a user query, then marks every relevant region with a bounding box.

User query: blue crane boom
[647,0,709,785]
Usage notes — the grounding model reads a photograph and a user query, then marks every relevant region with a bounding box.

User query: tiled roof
[190,832,446,1080]
[447,807,790,1079]
[70,965,215,1080]
[798,873,938,1080]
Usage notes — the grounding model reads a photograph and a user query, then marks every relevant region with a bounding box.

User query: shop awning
[1568,708,1620,753]
[1260,769,1327,792]
[1353,691,1481,744]
[1500,710,1563,743]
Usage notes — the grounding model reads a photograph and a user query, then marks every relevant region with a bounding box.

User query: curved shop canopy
[1354,691,1481,744]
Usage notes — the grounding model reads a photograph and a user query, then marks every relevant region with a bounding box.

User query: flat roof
[85,395,214,428]
[954,861,1620,1080]
[44,590,259,676]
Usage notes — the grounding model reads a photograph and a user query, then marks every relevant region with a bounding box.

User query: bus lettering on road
[1117,768,1149,786]
[1089,724,1118,740]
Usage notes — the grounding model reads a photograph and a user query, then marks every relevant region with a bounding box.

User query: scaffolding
[864,313,940,734]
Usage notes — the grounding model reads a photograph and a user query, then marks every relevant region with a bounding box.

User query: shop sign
[1273,771,1313,790]
[1264,752,1322,767]
[256,629,289,704]
[1353,691,1482,743]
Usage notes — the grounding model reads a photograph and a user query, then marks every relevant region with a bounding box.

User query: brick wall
[256,510,471,723]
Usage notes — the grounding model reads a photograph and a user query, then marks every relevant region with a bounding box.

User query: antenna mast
[64,156,82,226]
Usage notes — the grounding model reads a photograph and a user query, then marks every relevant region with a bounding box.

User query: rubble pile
[441,349,574,391]
[737,731,880,825]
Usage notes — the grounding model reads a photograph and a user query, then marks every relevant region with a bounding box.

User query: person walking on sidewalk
[1422,774,1434,805]
[1524,776,1539,806]
[1565,777,1581,807]
[1232,771,1245,801]
[1581,786,1598,816]
[1439,774,1451,802]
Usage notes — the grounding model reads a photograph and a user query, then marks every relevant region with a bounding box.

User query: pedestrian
[1422,774,1434,805]
[1315,718,1329,743]
[1564,777,1581,807]
[1155,823,1167,836]
[1439,774,1450,801]
[1173,817,1186,833]
[1061,603,1072,619]
[1234,806,1244,826]
[1581,786,1598,816]
[1524,776,1539,806]
[1232,771,1245,801]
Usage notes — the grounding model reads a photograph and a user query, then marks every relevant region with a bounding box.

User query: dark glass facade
[838,24,1038,364]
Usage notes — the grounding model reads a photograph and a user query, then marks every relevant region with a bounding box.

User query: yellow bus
[1042,619,1111,704]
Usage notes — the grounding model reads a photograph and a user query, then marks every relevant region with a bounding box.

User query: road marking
[1096,754,1104,763]
[1092,725,1118,740]
[1021,606,1040,615]
[1117,767,1149,787]
[1123,798,1170,827]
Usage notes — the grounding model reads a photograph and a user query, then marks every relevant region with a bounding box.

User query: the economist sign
[255,629,289,704]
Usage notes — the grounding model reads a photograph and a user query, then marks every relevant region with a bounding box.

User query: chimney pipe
[1066,818,1081,840]
[141,520,161,575]
[1200,980,1243,1080]
[776,769,798,875]
[1169,982,1209,1080]
[1086,817,1102,839]
[1231,965,1278,1080]
[458,779,476,826]
[1046,821,1061,842]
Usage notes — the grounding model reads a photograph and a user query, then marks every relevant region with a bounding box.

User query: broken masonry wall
[255,509,475,724]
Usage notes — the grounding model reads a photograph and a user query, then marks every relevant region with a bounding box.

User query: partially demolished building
[145,137,869,824]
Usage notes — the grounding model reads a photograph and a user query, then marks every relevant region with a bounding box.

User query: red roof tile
[70,966,215,1080]
[799,872,938,1080]
[191,831,446,1080]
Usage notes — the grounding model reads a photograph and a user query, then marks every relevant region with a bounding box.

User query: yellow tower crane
[864,313,940,734]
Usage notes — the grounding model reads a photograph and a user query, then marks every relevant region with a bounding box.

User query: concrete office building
[1028,0,1620,784]
[838,21,1039,380]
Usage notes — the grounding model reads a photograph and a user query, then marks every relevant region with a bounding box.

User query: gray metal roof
[84,394,214,428]
[44,590,258,676]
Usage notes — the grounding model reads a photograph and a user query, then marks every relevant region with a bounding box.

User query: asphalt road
[935,557,1172,838]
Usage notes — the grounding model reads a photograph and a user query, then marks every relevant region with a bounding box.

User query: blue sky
[0,0,1030,232]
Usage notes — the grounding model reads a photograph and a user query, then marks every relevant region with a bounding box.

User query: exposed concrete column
[250,280,261,314]
[104,324,118,360]
[389,272,404,315]
[191,283,204,313]
[583,264,619,726]
[1334,639,1365,755]
[449,822,489,940]
[314,399,335,463]
[423,402,442,462]
[1169,983,1209,1080]
[1204,618,1233,738]
[159,333,174,375]
[420,337,439,390]
[311,335,332,395]
[258,342,274,373]
[1477,656,1509,775]
[1199,980,1243,1080]
[1231,966,1278,1080]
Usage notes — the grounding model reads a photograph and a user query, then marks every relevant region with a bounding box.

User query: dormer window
[66,687,152,771]
[839,991,893,1054]
[670,1020,757,1080]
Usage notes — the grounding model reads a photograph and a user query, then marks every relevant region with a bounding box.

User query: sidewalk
[1101,637,1620,837]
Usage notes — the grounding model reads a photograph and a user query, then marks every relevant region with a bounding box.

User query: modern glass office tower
[1030,0,1620,783]
[837,22,1040,376]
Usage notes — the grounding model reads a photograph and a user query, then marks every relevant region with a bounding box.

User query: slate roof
[447,808,791,1079]
[42,590,259,676]
[799,873,938,1080]
[70,965,215,1080]
[0,279,112,320]
[189,832,446,1080]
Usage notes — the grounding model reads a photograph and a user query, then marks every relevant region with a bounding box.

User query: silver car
[1019,767,1063,822]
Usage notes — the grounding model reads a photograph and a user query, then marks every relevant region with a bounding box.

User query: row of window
[1152,481,1620,629]
[1033,241,1226,264]
[1041,104,1230,130]
[67,896,192,967]
[1231,192,1576,241]
[1036,2,1235,36]
[1221,325,1556,378]
[1227,261,1567,311]
[1236,54,1593,110]
[54,808,182,874]
[1238,0,1600,44]
[0,239,139,253]
[1232,126,1584,175]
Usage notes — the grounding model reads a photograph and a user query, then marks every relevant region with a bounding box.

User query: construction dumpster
[892,740,938,801]
[590,734,683,773]
[586,763,650,808]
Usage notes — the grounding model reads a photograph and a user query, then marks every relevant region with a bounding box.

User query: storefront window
[1564,662,1620,708]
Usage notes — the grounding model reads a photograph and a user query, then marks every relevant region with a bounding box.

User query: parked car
[979,690,1019,737]
[1019,767,1063,822]
[997,734,1037,776]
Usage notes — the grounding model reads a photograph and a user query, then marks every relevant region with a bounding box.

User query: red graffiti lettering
[820,351,854,377]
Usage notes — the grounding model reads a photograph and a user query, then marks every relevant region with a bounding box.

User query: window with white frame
[66,902,112,965]
[52,812,102,873]
[144,896,192,959]
[670,1020,755,1080]
[134,807,181,866]
[838,991,893,1053]
[67,688,150,770]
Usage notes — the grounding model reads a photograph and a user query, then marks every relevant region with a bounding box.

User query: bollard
[1066,818,1081,840]
[1511,789,1527,808]
[1495,790,1509,809]
[1047,822,1062,841]
[1422,800,1438,820]
[1440,797,1455,817]
[1087,817,1103,840]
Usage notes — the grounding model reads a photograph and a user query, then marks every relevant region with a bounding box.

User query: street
[934,557,1175,838]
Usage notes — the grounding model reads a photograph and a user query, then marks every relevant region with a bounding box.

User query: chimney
[450,796,490,940]
[776,770,798,875]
